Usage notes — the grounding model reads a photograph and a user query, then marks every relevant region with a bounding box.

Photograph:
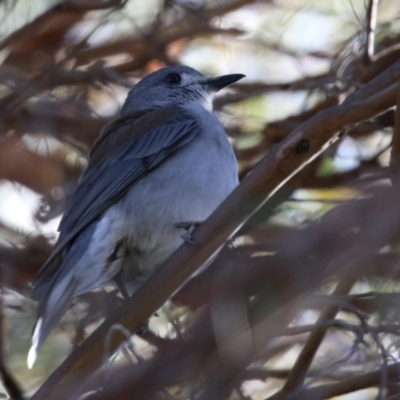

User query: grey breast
[119,102,239,287]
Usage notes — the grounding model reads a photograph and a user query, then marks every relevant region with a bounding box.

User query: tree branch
[296,362,400,400]
[364,0,379,65]
[272,274,357,399]
[30,59,399,400]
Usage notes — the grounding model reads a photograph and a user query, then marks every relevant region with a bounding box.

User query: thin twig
[364,0,379,65]
[390,81,400,184]
[272,273,357,400]
[295,362,400,400]
[371,331,389,400]
[280,319,400,337]
[0,288,25,400]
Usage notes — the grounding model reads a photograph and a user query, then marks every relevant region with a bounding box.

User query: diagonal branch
[295,362,400,400]
[271,273,357,400]
[31,66,398,400]
[364,0,379,66]
[390,81,400,184]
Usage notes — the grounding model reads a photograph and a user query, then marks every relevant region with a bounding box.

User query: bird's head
[121,65,245,114]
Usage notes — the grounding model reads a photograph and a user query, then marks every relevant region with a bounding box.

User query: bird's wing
[34,106,201,285]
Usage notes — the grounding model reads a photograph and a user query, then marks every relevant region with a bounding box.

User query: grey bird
[28,65,244,368]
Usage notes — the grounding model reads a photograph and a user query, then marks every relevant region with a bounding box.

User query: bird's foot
[173,221,201,244]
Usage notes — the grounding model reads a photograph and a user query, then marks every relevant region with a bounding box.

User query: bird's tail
[28,274,77,369]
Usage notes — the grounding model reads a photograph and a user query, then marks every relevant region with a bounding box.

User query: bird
[28,65,244,368]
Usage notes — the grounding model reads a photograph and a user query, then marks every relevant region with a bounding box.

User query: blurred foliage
[0,0,400,399]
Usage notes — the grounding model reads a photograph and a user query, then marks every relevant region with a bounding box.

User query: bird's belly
[119,138,238,282]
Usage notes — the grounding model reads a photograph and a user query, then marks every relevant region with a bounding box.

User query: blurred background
[1,0,400,399]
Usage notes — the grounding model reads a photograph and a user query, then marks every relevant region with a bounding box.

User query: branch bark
[363,0,379,65]
[272,274,357,400]
[31,64,398,400]
[390,81,400,184]
[296,362,400,400]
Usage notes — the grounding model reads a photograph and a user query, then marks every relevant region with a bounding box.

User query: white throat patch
[201,93,213,111]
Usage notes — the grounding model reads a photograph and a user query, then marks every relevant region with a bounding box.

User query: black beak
[205,73,245,92]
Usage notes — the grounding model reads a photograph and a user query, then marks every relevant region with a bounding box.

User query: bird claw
[173,221,201,244]
[181,231,196,244]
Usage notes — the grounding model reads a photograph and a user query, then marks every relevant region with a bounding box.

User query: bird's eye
[166,73,181,84]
